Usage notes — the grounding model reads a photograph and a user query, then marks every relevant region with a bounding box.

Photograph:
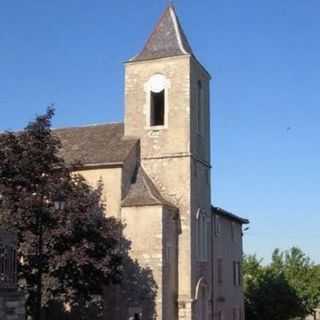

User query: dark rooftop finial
[130,4,193,62]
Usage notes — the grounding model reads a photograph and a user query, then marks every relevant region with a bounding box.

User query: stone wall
[75,166,123,218]
[121,205,164,319]
[124,54,213,320]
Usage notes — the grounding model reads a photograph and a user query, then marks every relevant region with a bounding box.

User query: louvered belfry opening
[0,230,17,289]
[150,90,165,126]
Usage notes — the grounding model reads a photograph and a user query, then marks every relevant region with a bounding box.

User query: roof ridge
[212,206,249,224]
[140,167,162,204]
[169,5,188,55]
[53,122,123,131]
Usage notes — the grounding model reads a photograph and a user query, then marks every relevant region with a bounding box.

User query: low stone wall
[0,289,25,320]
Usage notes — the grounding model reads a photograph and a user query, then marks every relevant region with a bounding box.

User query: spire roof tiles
[130,4,193,62]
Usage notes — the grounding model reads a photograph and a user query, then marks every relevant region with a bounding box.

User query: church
[56,5,249,320]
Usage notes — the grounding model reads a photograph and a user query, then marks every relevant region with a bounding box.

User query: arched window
[147,74,168,128]
[196,209,208,261]
[151,90,165,126]
[195,278,209,320]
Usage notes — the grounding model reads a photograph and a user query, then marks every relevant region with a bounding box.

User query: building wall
[163,207,179,320]
[189,58,212,319]
[190,159,212,319]
[190,57,211,164]
[75,167,122,218]
[124,55,212,320]
[121,205,163,319]
[213,215,244,320]
[124,55,191,156]
[122,205,178,320]
[74,141,139,220]
[75,164,182,320]
[125,56,193,318]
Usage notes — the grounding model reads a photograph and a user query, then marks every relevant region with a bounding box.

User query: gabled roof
[54,123,138,167]
[212,206,249,225]
[122,166,175,208]
[130,4,193,62]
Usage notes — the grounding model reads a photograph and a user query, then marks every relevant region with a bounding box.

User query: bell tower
[124,5,212,320]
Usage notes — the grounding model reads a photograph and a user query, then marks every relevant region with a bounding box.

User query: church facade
[56,5,249,320]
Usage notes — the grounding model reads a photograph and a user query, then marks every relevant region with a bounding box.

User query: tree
[244,255,304,320]
[243,249,320,320]
[243,254,263,284]
[271,247,320,317]
[0,108,125,319]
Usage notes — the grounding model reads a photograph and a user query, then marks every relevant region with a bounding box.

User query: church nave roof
[55,123,138,167]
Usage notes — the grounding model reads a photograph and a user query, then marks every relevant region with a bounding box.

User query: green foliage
[243,254,263,281]
[243,248,320,320]
[244,260,304,320]
[271,247,320,316]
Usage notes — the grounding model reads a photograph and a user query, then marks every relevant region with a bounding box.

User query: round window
[149,74,166,93]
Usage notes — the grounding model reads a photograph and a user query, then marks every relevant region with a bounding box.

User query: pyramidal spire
[131,4,193,62]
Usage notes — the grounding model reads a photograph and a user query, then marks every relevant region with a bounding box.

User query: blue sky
[1,0,319,263]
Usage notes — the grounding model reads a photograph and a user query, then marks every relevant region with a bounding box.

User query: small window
[215,215,221,236]
[196,209,208,261]
[217,258,223,285]
[233,261,241,286]
[150,89,165,126]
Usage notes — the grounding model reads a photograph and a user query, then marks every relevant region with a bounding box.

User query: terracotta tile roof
[130,4,193,62]
[122,166,175,208]
[54,123,138,166]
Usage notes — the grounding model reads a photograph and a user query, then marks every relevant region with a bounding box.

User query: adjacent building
[212,207,248,320]
[56,5,249,320]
